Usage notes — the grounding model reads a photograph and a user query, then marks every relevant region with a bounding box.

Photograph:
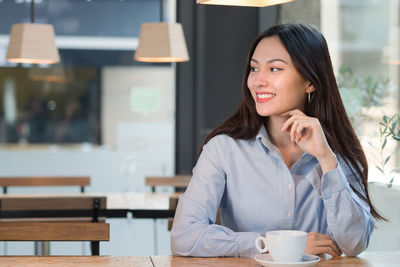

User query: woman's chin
[255,106,275,117]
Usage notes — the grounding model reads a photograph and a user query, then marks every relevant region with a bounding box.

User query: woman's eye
[250,67,259,72]
[270,67,281,72]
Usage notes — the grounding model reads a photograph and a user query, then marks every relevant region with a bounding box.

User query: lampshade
[196,0,294,7]
[134,23,189,63]
[6,23,60,64]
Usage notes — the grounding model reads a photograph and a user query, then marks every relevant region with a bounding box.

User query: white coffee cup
[255,230,307,262]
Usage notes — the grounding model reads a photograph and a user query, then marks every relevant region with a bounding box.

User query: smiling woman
[170,23,383,259]
[247,36,314,117]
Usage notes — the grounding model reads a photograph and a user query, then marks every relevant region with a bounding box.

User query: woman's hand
[305,232,341,257]
[280,109,337,173]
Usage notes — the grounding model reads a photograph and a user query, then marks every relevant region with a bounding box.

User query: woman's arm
[170,136,260,257]
[281,109,375,256]
[307,159,375,256]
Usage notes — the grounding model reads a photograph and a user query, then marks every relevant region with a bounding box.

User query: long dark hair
[201,23,384,220]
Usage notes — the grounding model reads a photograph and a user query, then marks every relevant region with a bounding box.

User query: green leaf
[389,177,395,187]
[392,121,397,130]
[376,166,384,174]
[384,155,391,165]
[382,138,387,150]
[383,115,388,123]
[393,136,400,141]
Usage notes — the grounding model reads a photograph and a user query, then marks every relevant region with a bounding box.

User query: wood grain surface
[0,222,109,241]
[0,256,152,267]
[0,177,90,187]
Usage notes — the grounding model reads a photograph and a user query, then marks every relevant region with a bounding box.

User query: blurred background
[0,0,399,256]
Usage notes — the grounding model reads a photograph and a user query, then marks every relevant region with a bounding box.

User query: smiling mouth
[256,93,276,103]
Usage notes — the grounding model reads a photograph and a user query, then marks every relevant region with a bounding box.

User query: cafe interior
[0,0,399,266]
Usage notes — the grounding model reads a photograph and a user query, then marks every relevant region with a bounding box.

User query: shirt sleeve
[307,157,375,256]
[170,136,260,257]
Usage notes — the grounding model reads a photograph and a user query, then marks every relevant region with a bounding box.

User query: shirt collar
[255,124,274,153]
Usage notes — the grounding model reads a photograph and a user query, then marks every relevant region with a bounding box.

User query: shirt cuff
[305,165,323,196]
[237,232,261,258]
[321,164,347,199]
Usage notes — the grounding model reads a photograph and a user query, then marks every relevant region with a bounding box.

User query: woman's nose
[254,69,269,88]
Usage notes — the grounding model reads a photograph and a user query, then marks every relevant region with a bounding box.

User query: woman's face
[247,36,313,117]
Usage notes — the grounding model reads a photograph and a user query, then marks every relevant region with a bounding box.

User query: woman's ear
[306,83,315,93]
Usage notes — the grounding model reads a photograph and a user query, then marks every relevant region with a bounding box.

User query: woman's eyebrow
[267,58,289,65]
[250,58,288,65]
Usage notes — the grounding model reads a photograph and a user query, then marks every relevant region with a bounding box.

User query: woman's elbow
[340,214,374,256]
[170,229,194,256]
[342,243,366,257]
[340,231,371,256]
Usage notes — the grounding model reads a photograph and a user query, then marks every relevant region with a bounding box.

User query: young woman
[171,23,382,258]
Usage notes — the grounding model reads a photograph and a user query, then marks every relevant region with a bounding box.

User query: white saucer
[254,254,320,267]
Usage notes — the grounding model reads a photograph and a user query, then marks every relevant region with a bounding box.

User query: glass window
[321,0,398,186]
[0,0,169,145]
[0,65,100,144]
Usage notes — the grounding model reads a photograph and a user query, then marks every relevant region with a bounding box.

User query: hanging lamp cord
[159,0,163,22]
[31,0,35,23]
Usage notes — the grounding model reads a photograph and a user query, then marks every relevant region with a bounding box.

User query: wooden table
[0,256,153,267]
[151,251,400,266]
[0,251,398,266]
[0,251,400,267]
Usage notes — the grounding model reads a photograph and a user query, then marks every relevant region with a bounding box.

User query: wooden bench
[0,195,109,255]
[0,176,90,193]
[145,175,191,192]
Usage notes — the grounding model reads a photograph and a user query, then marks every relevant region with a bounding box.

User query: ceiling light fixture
[6,0,60,64]
[196,0,294,7]
[134,0,189,63]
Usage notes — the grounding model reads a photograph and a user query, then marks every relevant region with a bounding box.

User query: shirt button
[287,212,291,217]
[288,184,293,190]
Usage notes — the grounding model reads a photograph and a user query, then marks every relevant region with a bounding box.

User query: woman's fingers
[313,240,341,256]
[306,243,340,257]
[282,115,305,133]
[319,246,340,257]
[281,110,307,132]
[290,120,299,142]
[281,114,298,133]
[288,119,311,142]
[306,232,341,257]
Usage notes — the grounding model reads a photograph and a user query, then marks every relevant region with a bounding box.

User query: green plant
[371,115,400,188]
[338,65,390,133]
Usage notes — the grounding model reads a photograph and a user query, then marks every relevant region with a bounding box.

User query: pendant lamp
[196,0,294,7]
[134,0,189,62]
[6,0,60,64]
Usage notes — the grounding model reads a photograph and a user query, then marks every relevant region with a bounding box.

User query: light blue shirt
[171,125,375,257]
